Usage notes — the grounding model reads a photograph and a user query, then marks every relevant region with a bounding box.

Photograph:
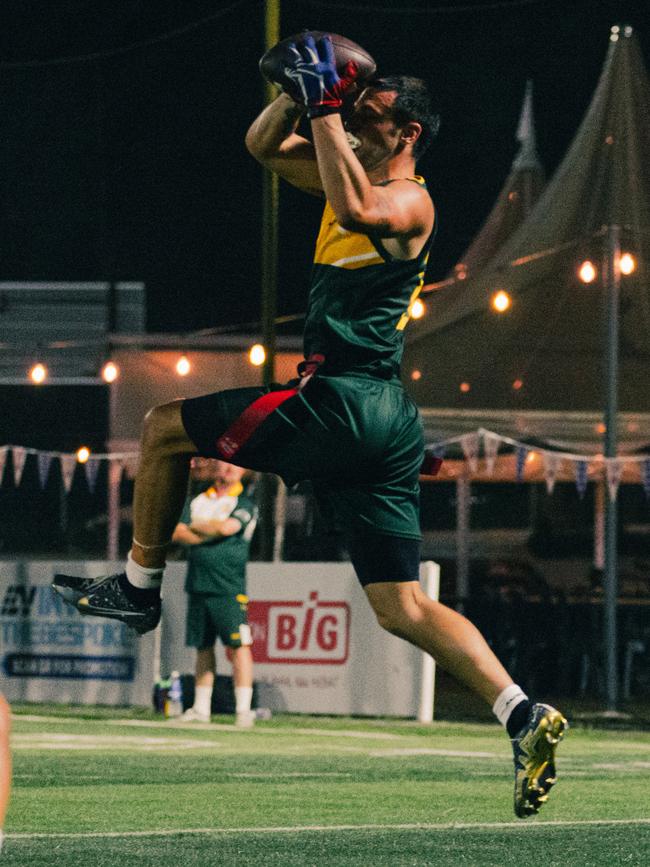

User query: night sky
[0,0,647,334]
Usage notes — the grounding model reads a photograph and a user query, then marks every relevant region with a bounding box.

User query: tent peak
[513,80,541,172]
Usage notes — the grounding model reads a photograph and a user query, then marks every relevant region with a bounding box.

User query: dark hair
[370,75,440,159]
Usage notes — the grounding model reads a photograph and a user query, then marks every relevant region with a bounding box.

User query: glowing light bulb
[249,344,266,366]
[101,361,119,383]
[410,369,422,381]
[460,381,471,393]
[619,252,636,275]
[176,355,191,376]
[410,298,425,319]
[491,290,511,313]
[579,260,597,283]
[30,363,47,384]
[76,446,91,463]
[512,378,523,391]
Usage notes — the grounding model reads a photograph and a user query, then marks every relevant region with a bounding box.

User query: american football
[259,31,377,101]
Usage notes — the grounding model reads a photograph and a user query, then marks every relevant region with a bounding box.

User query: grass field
[4,706,650,866]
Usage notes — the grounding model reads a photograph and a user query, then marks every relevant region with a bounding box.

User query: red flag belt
[215,354,324,461]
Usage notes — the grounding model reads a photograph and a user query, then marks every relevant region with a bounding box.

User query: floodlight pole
[603,223,621,710]
[258,0,281,560]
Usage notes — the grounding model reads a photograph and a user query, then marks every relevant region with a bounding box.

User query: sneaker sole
[76,598,159,635]
[515,709,568,818]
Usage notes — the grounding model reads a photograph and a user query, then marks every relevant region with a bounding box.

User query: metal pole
[455,474,471,613]
[603,223,621,709]
[258,0,281,560]
[106,380,120,561]
[417,561,440,723]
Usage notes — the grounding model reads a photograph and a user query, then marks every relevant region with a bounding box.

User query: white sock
[492,684,528,729]
[235,686,253,714]
[193,685,213,717]
[126,551,163,589]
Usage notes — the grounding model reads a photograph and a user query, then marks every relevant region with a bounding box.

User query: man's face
[190,458,244,488]
[345,88,404,170]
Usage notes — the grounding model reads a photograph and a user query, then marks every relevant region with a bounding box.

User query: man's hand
[284,34,358,119]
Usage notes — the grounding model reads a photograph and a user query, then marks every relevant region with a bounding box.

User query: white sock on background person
[235,686,253,714]
[193,685,212,717]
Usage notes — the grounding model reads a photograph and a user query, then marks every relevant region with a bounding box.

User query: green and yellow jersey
[303,177,435,381]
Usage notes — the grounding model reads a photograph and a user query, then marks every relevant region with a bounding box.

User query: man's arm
[245,92,323,196]
[311,114,433,246]
[171,523,205,546]
[189,517,242,540]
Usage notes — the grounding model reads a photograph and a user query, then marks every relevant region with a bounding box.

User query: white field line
[370,748,497,758]
[7,818,650,841]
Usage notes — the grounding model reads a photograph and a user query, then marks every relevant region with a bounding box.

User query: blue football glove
[284,34,359,119]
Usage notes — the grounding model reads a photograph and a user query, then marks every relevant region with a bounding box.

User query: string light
[410,298,425,319]
[175,355,191,376]
[460,381,471,393]
[101,361,119,383]
[512,378,523,391]
[249,344,266,366]
[619,252,636,275]
[410,369,422,381]
[490,290,511,313]
[578,260,597,283]
[30,363,48,384]
[76,446,91,463]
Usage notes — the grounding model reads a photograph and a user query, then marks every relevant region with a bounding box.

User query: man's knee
[365,581,421,636]
[142,400,194,455]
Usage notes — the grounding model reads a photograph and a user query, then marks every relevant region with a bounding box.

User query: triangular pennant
[515,445,528,483]
[84,458,101,493]
[0,447,7,484]
[605,459,623,502]
[37,453,53,489]
[12,446,27,486]
[575,460,589,499]
[60,454,77,493]
[482,432,500,476]
[460,433,480,473]
[542,452,562,495]
[643,459,650,500]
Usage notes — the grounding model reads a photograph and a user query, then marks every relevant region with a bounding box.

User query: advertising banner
[0,561,157,706]
[160,561,439,718]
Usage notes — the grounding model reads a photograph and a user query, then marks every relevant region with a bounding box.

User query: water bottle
[166,671,183,718]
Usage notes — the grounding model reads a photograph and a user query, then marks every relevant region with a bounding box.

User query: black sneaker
[512,702,568,818]
[51,574,96,605]
[52,572,161,635]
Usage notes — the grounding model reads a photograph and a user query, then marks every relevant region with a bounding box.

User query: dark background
[0,0,647,334]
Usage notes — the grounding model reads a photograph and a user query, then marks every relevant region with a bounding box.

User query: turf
[4,709,650,865]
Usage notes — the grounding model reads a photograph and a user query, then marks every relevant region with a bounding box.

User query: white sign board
[0,561,157,707]
[160,561,439,718]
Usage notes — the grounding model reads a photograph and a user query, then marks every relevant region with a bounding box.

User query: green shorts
[181,375,424,541]
[185,593,251,650]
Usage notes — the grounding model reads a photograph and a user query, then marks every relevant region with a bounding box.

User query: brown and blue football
[259,31,377,102]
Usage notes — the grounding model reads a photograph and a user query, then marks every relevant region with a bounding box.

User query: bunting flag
[605,459,623,502]
[542,452,562,494]
[483,432,500,476]
[0,447,7,483]
[12,447,27,486]
[60,454,77,493]
[84,458,101,493]
[460,433,480,473]
[643,459,650,500]
[515,445,528,482]
[37,453,53,489]
[575,460,589,498]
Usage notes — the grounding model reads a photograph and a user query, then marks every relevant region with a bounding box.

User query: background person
[171,459,257,728]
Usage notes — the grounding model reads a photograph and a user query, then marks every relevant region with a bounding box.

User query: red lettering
[276,614,297,650]
[316,615,339,651]
[300,606,315,650]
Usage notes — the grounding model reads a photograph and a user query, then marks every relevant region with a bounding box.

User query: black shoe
[51,574,96,605]
[52,572,161,635]
[512,702,568,818]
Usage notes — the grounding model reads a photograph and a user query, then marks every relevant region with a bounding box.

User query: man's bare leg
[0,694,11,854]
[130,401,198,570]
[231,645,255,726]
[364,580,513,705]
